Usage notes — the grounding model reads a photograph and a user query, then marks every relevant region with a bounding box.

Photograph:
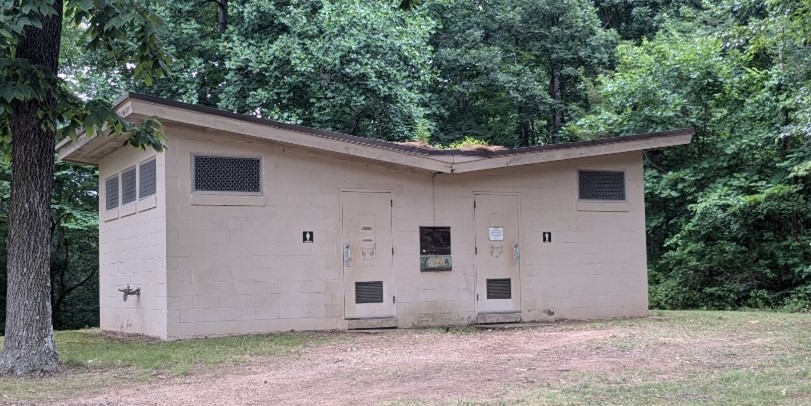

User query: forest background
[1,0,809,333]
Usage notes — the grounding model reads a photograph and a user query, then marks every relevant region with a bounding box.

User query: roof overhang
[56,93,693,173]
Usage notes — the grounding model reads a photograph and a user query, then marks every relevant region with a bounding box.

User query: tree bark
[215,0,228,33]
[548,63,563,143]
[0,3,63,375]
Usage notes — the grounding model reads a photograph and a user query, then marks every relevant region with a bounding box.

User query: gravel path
[62,325,659,405]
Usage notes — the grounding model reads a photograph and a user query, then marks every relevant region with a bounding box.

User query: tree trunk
[548,63,563,143]
[215,0,228,33]
[0,3,63,375]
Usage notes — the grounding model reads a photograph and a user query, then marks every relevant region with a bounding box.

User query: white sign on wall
[488,226,504,241]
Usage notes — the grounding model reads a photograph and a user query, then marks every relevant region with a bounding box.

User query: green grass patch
[451,311,811,406]
[0,329,330,402]
[57,329,315,374]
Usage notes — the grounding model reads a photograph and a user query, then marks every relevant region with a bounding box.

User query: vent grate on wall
[486,278,512,300]
[578,170,625,201]
[105,175,119,210]
[194,156,261,193]
[355,281,384,304]
[121,167,137,205]
[139,158,157,199]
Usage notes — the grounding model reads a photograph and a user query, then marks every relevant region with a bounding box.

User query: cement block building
[57,93,692,339]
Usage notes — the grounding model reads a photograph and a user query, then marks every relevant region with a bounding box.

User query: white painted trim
[577,201,630,212]
[136,100,452,173]
[101,208,119,222]
[190,194,266,206]
[56,94,693,173]
[119,202,137,217]
[452,133,693,173]
[138,195,157,212]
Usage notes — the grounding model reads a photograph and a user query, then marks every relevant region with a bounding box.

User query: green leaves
[215,0,434,141]
[0,0,58,47]
[0,0,171,157]
[57,95,166,151]
[576,2,811,311]
[65,0,171,87]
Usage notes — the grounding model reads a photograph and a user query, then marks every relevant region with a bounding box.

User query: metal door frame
[473,192,522,315]
[340,189,395,319]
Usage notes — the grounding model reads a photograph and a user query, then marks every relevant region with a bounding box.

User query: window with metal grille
[420,227,451,255]
[105,175,119,210]
[355,281,384,304]
[121,167,137,205]
[139,158,156,199]
[193,156,261,193]
[486,278,512,300]
[578,170,626,201]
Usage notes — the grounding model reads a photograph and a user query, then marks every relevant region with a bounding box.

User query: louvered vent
[139,158,156,199]
[355,281,384,304]
[194,156,261,193]
[486,278,511,300]
[121,167,137,205]
[578,170,625,201]
[105,175,119,210]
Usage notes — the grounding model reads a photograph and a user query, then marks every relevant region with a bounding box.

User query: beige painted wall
[149,123,648,339]
[98,147,168,338]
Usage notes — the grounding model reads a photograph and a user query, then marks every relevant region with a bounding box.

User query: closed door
[342,191,394,319]
[474,194,521,313]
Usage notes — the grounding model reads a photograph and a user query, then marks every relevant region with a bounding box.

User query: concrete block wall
[97,122,648,339]
[437,153,648,322]
[152,124,648,338]
[99,146,168,338]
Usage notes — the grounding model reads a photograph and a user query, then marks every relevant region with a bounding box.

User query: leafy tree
[219,0,435,140]
[427,0,616,147]
[569,3,811,310]
[0,0,169,375]
[49,162,99,330]
[65,1,436,141]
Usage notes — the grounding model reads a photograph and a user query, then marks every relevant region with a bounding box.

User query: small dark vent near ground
[487,278,511,299]
[355,281,384,303]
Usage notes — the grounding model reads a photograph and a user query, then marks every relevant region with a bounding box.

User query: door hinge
[393,296,396,304]
[392,246,394,255]
[474,201,476,209]
[475,246,478,255]
[476,293,479,301]
[390,199,393,207]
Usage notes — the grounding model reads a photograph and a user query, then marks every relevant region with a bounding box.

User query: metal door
[342,191,394,319]
[474,194,521,313]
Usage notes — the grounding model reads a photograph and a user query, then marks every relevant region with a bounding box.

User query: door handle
[513,242,520,263]
[343,242,352,267]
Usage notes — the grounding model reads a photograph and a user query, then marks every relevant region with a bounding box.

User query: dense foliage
[1,0,809,338]
[568,1,811,310]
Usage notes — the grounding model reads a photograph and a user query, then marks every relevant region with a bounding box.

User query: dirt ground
[49,314,810,406]
[57,325,676,405]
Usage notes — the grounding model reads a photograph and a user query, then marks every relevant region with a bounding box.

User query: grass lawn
[0,329,332,402]
[0,311,809,405]
[470,311,811,406]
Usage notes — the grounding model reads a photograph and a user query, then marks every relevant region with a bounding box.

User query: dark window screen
[578,170,625,201]
[139,158,157,199]
[105,175,119,210]
[194,156,261,193]
[121,167,137,205]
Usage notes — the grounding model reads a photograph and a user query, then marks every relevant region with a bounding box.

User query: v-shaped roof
[56,92,693,173]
